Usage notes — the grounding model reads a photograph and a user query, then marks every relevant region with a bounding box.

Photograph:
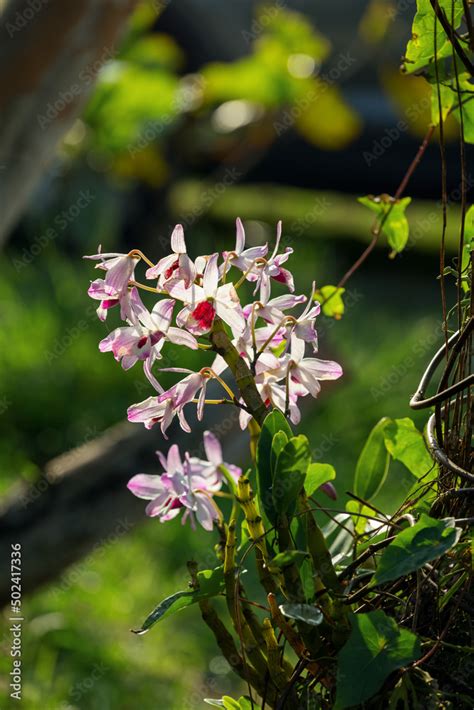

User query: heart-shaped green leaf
[372,514,461,586]
[335,611,422,709]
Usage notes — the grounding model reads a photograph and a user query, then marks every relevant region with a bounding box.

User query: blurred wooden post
[0,0,140,246]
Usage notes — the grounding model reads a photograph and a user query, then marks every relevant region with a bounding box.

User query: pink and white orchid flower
[288,335,342,397]
[99,298,197,371]
[171,253,245,336]
[222,217,268,276]
[85,249,140,321]
[252,222,295,301]
[146,224,196,290]
[127,444,220,531]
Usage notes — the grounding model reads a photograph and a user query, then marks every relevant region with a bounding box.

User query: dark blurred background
[0,1,466,708]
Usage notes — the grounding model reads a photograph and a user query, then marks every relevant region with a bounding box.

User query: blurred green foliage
[70,2,361,188]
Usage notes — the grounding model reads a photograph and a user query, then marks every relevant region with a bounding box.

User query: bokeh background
[0,1,463,708]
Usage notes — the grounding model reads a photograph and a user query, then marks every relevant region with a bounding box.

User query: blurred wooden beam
[0,0,140,246]
[168,181,461,254]
[0,422,151,605]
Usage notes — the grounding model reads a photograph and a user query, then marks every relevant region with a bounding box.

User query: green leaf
[402,0,464,76]
[464,204,474,240]
[335,611,422,709]
[430,79,455,125]
[271,431,289,475]
[279,603,323,626]
[204,698,252,710]
[354,418,392,501]
[358,195,411,253]
[235,699,253,710]
[315,285,345,319]
[223,698,242,710]
[305,462,336,497]
[383,418,433,478]
[133,567,224,634]
[257,410,293,525]
[273,435,311,516]
[372,514,462,586]
[268,550,309,571]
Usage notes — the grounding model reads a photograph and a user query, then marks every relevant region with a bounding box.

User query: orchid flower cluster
[127,433,240,532]
[85,219,342,529]
[85,219,342,426]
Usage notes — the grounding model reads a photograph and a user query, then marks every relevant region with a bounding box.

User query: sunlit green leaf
[271,430,289,475]
[354,418,392,501]
[372,514,462,586]
[305,462,336,497]
[204,697,252,710]
[402,0,464,76]
[358,195,411,254]
[383,418,433,478]
[315,285,345,319]
[335,611,422,709]
[346,500,372,537]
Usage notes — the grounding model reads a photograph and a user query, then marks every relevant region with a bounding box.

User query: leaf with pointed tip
[133,566,224,634]
[354,418,392,501]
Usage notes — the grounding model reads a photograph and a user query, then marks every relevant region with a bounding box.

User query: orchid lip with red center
[102,298,119,309]
[272,271,287,284]
[164,259,179,280]
[191,301,216,330]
